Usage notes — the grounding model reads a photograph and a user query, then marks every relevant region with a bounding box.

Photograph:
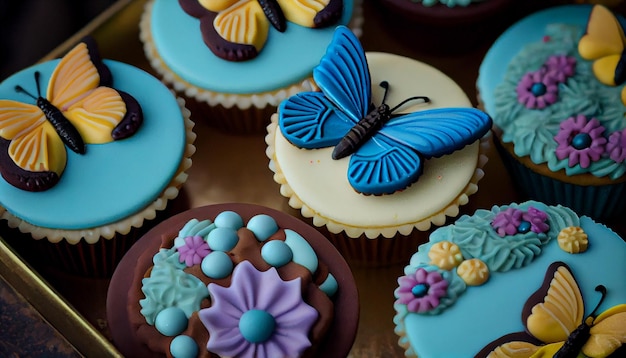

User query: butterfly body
[258,0,286,31]
[35,89,86,155]
[279,26,492,195]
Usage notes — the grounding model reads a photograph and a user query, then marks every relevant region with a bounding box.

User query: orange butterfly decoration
[578,4,626,105]
[178,0,344,61]
[0,37,142,192]
[476,262,626,358]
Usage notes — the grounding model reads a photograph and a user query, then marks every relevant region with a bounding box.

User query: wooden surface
[6,0,626,357]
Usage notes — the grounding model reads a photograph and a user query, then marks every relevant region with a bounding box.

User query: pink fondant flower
[516,70,559,109]
[544,55,576,83]
[522,207,549,234]
[396,268,448,313]
[554,115,607,168]
[491,208,524,237]
[607,129,626,163]
[177,235,211,267]
[199,261,318,358]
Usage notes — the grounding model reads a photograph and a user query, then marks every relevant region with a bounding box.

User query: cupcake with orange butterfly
[476,4,626,221]
[0,37,195,277]
[393,200,626,357]
[139,0,363,133]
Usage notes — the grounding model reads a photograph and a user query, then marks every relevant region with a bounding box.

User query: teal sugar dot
[530,82,547,96]
[518,221,531,234]
[572,133,592,150]
[155,307,188,336]
[412,283,429,298]
[170,335,198,358]
[201,251,233,279]
[214,211,244,230]
[261,240,293,267]
[239,309,276,343]
[247,214,279,241]
[207,227,239,252]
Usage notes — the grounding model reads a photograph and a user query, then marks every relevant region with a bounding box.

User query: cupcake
[393,200,626,357]
[373,0,514,53]
[107,203,359,358]
[476,4,626,221]
[0,37,195,277]
[139,0,364,134]
[265,26,492,266]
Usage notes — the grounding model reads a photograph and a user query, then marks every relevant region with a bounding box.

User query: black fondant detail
[37,96,85,154]
[314,0,343,28]
[199,10,258,62]
[614,50,626,85]
[259,0,286,32]
[0,138,60,192]
[112,91,143,140]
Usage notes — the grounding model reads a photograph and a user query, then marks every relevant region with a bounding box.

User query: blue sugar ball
[239,309,276,343]
[170,335,198,358]
[214,211,244,230]
[155,307,188,337]
[261,240,293,267]
[247,214,279,241]
[201,251,233,279]
[207,227,239,252]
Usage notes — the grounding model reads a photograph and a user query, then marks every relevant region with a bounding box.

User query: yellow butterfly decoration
[476,262,626,358]
[578,4,626,105]
[179,0,343,61]
[0,37,142,192]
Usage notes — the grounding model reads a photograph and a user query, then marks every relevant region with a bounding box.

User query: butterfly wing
[578,5,626,86]
[279,91,354,148]
[279,26,370,149]
[582,304,626,357]
[345,108,491,195]
[278,0,342,28]
[313,25,371,124]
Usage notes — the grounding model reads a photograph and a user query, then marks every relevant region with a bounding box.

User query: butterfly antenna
[390,96,431,113]
[588,285,607,320]
[13,71,43,100]
[379,81,390,105]
[34,71,42,97]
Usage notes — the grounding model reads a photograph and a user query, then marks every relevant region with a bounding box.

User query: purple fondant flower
[522,207,549,234]
[544,55,576,83]
[396,268,448,313]
[607,129,626,163]
[491,208,524,237]
[516,69,559,109]
[554,115,607,168]
[178,235,211,267]
[199,261,318,358]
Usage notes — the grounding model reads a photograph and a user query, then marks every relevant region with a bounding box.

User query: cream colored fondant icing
[266,52,489,238]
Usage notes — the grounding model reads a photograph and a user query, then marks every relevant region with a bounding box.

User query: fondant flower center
[412,283,429,298]
[531,82,547,96]
[572,132,592,150]
[239,309,276,343]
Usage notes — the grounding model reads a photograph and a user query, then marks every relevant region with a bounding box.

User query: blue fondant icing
[149,0,355,94]
[261,240,293,268]
[278,26,492,195]
[213,211,244,230]
[246,214,279,241]
[284,229,318,274]
[0,60,185,229]
[169,335,198,358]
[207,227,239,252]
[319,273,339,297]
[201,251,233,279]
[397,202,626,357]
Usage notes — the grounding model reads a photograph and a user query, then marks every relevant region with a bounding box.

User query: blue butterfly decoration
[278,26,492,195]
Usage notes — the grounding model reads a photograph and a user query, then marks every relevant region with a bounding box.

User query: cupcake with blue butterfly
[477,4,626,222]
[0,37,195,277]
[265,26,493,266]
[139,0,363,134]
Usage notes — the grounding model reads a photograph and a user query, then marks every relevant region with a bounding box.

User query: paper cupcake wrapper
[0,96,195,277]
[495,139,626,221]
[265,115,491,264]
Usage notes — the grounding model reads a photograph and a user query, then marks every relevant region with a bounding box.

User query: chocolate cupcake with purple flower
[477,5,626,221]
